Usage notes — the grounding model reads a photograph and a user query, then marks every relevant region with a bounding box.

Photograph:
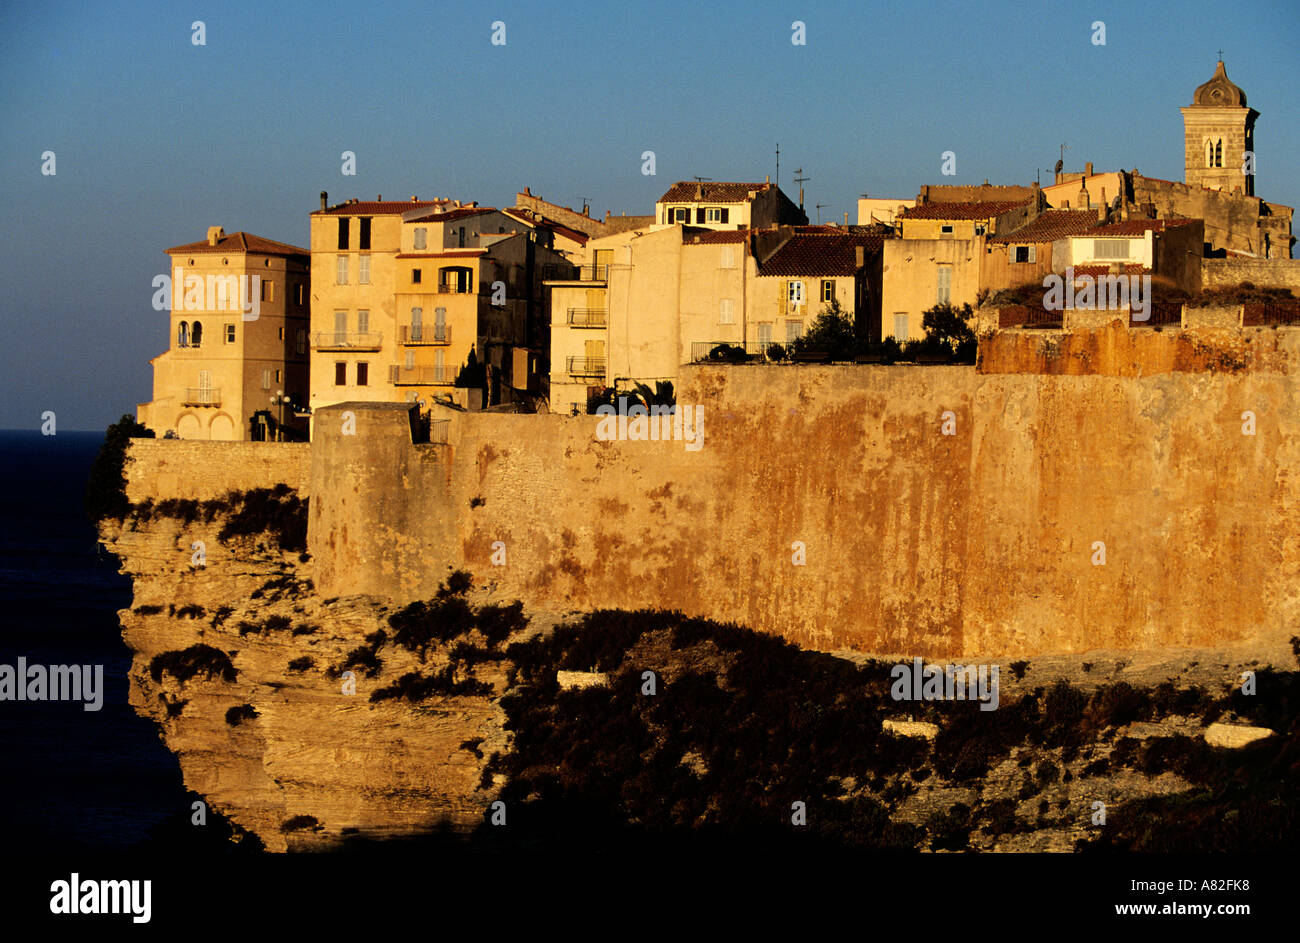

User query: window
[278,327,285,340]
[457,227,465,248]
[334,310,347,344]
[275,369,282,383]
[296,284,304,305]
[410,306,423,341]
[356,363,368,386]
[412,268,422,284]
[261,279,272,302]
[706,207,723,223]
[190,321,203,347]
[894,314,909,339]
[719,298,735,324]
[1214,140,1223,168]
[405,351,415,370]
[434,307,447,341]
[414,227,427,250]
[336,255,348,285]
[177,321,189,347]
[224,323,235,344]
[720,246,735,269]
[295,329,306,355]
[786,321,804,343]
[1014,245,1037,263]
[262,370,271,390]
[357,309,369,335]
[940,225,954,235]
[1093,239,1130,260]
[757,322,773,348]
[334,362,346,385]
[359,217,371,250]
[671,207,690,224]
[338,218,349,250]
[359,255,370,284]
[788,280,804,306]
[974,225,987,236]
[821,280,835,303]
[936,266,951,305]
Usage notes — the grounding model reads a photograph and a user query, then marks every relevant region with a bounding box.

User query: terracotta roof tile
[315,200,447,216]
[1071,264,1149,277]
[900,200,1029,221]
[658,181,772,204]
[167,231,308,256]
[404,206,497,223]
[758,234,883,277]
[988,210,1101,244]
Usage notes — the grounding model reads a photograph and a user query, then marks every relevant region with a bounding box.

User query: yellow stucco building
[138,227,310,440]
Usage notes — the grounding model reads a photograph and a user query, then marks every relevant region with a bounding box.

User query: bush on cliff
[149,645,237,685]
[217,485,307,553]
[85,414,154,523]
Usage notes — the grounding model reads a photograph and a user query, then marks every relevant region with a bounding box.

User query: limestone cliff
[99,499,511,852]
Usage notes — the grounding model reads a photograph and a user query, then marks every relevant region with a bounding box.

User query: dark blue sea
[0,429,191,849]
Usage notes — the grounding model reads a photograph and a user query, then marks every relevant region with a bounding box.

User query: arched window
[1214,140,1223,168]
[1206,140,1215,168]
[191,321,203,347]
[178,321,189,347]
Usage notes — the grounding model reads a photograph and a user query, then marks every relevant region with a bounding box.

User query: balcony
[566,308,607,328]
[543,263,607,282]
[400,325,452,345]
[389,365,454,386]
[566,356,606,377]
[182,388,221,407]
[434,283,475,294]
[312,332,383,351]
[690,341,781,363]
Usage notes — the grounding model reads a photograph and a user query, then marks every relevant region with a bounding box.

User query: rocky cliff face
[100,498,511,852]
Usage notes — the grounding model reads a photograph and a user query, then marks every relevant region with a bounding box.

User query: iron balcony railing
[434,283,474,294]
[1130,302,1183,327]
[389,365,453,385]
[543,263,608,282]
[182,388,221,406]
[312,332,383,350]
[566,356,606,376]
[566,308,607,328]
[400,325,452,345]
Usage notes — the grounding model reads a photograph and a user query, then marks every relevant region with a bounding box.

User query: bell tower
[1181,59,1257,195]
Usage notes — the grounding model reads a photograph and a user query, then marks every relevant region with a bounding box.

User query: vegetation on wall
[85,414,154,523]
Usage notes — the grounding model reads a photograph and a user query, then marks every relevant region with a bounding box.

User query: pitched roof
[687,228,750,243]
[988,210,1100,244]
[502,209,590,245]
[758,234,884,277]
[315,200,447,216]
[900,200,1028,221]
[1071,264,1149,277]
[1084,218,1200,236]
[404,206,497,223]
[658,181,772,204]
[167,231,308,256]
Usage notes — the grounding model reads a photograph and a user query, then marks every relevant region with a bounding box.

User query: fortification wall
[124,439,311,502]
[303,332,1300,658]
[1202,258,1300,292]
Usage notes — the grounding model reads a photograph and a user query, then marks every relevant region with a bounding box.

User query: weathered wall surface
[125,440,311,502]
[304,333,1300,659]
[1202,258,1300,291]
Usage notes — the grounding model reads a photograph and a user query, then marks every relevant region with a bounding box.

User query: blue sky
[2,0,1297,430]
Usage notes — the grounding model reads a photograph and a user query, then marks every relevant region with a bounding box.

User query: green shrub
[225,704,258,726]
[85,415,155,523]
[287,656,314,672]
[149,645,237,684]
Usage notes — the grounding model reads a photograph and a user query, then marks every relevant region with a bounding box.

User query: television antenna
[793,167,809,209]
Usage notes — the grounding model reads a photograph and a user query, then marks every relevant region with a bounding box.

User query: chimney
[411,196,418,202]
[320,191,328,211]
[206,226,223,246]
[765,174,770,183]
[377,194,382,201]
[1085,162,1093,177]
[1077,180,1090,209]
[695,183,703,200]
[844,211,849,226]
[1099,188,1108,222]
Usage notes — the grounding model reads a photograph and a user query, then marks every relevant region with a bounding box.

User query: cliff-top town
[136,59,1295,441]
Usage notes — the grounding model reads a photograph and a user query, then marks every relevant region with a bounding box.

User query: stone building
[138,227,310,440]
[655,180,807,230]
